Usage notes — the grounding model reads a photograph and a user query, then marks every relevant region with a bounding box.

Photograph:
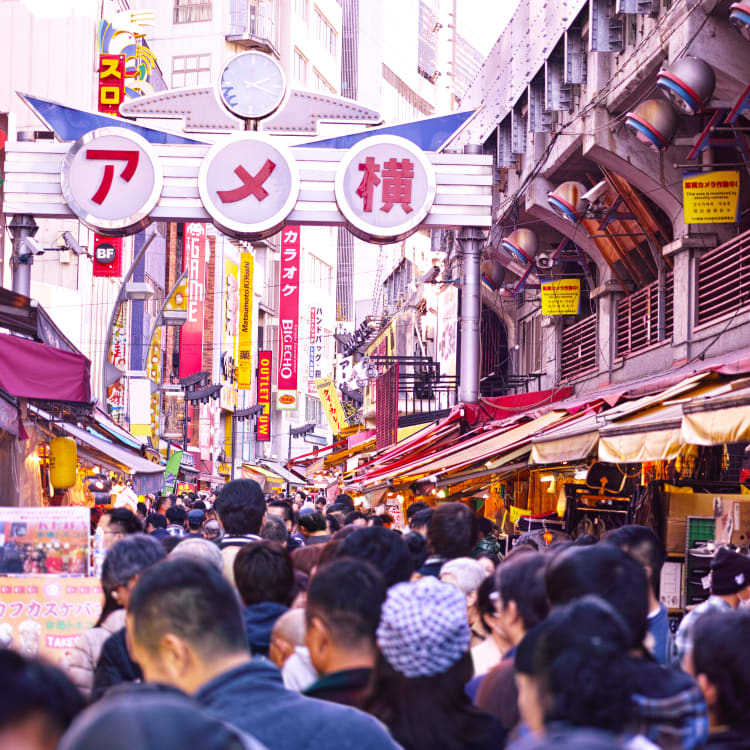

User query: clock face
[219,52,286,121]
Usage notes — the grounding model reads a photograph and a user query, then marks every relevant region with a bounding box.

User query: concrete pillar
[590,266,627,382]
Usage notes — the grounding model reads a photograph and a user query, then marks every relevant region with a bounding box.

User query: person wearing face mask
[674,547,750,668]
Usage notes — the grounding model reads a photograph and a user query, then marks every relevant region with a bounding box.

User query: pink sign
[277,226,301,410]
[179,223,206,378]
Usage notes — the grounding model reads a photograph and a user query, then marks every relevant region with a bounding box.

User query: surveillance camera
[21,237,43,256]
[579,180,609,208]
[62,231,86,255]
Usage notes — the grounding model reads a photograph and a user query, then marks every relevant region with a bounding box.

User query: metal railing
[616,272,674,358]
[560,314,598,381]
[697,229,750,325]
[227,0,279,52]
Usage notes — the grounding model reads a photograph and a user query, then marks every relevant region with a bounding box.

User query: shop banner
[164,451,183,493]
[178,223,206,378]
[683,170,740,224]
[92,235,122,277]
[107,302,128,425]
[436,285,458,378]
[316,376,348,435]
[541,278,581,315]
[176,482,196,494]
[256,350,272,442]
[97,53,125,116]
[221,256,240,407]
[0,576,102,665]
[278,226,300,410]
[308,306,324,396]
[161,389,184,440]
[0,508,90,576]
[237,252,254,389]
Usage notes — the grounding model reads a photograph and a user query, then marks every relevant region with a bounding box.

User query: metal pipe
[457,225,485,404]
[8,215,39,297]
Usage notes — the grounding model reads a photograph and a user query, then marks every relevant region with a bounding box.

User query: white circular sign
[334,135,437,243]
[198,133,300,240]
[60,128,163,236]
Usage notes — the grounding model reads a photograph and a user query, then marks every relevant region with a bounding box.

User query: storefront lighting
[540,474,555,482]
[396,494,404,502]
[437,489,446,498]
[574,468,588,480]
[92,466,100,474]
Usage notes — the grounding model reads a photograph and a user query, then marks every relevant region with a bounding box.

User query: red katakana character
[26,600,42,618]
[381,157,414,214]
[356,157,381,212]
[217,160,276,203]
[42,602,59,618]
[8,603,23,618]
[86,149,140,205]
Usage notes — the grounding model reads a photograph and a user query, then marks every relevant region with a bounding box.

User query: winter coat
[91,627,142,701]
[63,609,127,701]
[243,602,288,657]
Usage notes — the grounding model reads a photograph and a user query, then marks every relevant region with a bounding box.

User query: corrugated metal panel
[697,229,750,325]
[375,364,398,450]
[616,273,674,358]
[561,313,598,381]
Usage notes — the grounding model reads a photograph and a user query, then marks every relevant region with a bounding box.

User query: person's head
[234,541,294,607]
[603,525,666,598]
[266,500,294,532]
[325,512,343,535]
[515,596,633,736]
[297,512,327,536]
[335,527,414,588]
[344,510,367,528]
[192,499,206,511]
[427,502,478,559]
[155,496,169,515]
[367,515,385,527]
[169,537,224,572]
[291,544,325,576]
[261,515,289,545]
[136,502,148,521]
[305,558,386,675]
[295,490,307,505]
[100,534,167,613]
[403,531,428,570]
[186,509,205,532]
[269,608,307,669]
[493,551,549,646]
[410,507,433,537]
[440,557,486,605]
[214,479,266,536]
[406,501,430,524]
[709,547,750,601]
[166,505,187,529]
[688,609,750,731]
[144,513,167,533]
[203,520,222,543]
[545,544,648,650]
[334,493,355,512]
[0,650,84,750]
[99,508,143,550]
[127,558,248,695]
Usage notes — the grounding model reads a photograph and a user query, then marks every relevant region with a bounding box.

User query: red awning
[0,332,91,403]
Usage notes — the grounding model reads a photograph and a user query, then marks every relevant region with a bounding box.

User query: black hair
[215,479,266,536]
[403,531,428,570]
[335,493,355,512]
[406,501,430,522]
[545,545,648,650]
[603,525,666,595]
[129,557,248,657]
[335,527,414,587]
[495,551,549,632]
[267,500,294,525]
[145,513,167,530]
[234,540,295,606]
[306,558,386,647]
[166,506,187,527]
[410,507,434,531]
[475,574,497,624]
[368,515,385,527]
[427,502,479,559]
[192,500,207,511]
[136,502,148,516]
[0,650,84,736]
[477,516,494,537]
[345,511,366,525]
[105,507,143,534]
[160,536,184,553]
[296,490,307,501]
[326,502,348,515]
[692,609,750,730]
[326,513,342,534]
[155,496,169,513]
[298,512,327,533]
[261,515,289,544]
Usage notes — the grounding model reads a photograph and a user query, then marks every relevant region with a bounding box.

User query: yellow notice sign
[315,377,348,436]
[683,170,740,224]
[541,278,581,315]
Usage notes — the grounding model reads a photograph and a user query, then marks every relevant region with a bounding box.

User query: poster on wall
[178,223,206,378]
[436,285,458,378]
[0,508,90,576]
[683,170,740,224]
[277,226,301,410]
[540,278,581,316]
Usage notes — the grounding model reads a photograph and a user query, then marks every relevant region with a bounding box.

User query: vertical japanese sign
[308,306,324,395]
[220,257,239,409]
[256,350,272,442]
[237,252,254,389]
[107,303,129,425]
[179,223,206,378]
[277,226,301,410]
[97,54,125,115]
[315,377,348,436]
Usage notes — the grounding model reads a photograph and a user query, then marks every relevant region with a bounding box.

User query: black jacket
[91,627,142,701]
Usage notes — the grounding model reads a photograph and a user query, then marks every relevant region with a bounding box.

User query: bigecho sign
[277,226,300,410]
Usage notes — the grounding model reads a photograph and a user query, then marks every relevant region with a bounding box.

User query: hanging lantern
[481,258,506,290]
[501,228,538,264]
[49,437,77,489]
[729,2,750,42]
[657,57,715,115]
[624,99,678,151]
[547,181,588,224]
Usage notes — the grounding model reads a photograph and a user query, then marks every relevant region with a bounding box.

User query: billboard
[179,223,206,378]
[277,226,301,409]
[257,350,272,442]
[237,252,254,389]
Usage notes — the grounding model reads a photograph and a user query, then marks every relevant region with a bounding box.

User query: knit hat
[711,547,750,595]
[376,575,471,678]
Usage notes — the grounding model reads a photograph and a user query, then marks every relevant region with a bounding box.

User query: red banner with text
[179,223,206,378]
[277,226,300,410]
[256,350,272,442]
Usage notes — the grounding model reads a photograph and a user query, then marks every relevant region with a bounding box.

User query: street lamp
[288,422,315,494]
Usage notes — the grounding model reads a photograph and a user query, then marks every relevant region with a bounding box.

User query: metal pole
[8,215,39,297]
[230,414,236,481]
[457,225,485,404]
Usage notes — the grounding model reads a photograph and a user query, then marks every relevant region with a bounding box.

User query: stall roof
[262,459,306,486]
[243,464,284,483]
[681,384,750,446]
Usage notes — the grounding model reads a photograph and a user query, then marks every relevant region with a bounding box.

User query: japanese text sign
[308,306,324,395]
[198,133,300,240]
[256,350,272,442]
[541,278,581,316]
[0,577,102,666]
[98,54,125,116]
[61,128,163,235]
[237,252,254,389]
[178,223,207,378]
[683,170,740,224]
[92,234,123,277]
[277,226,301,410]
[334,135,436,243]
[315,376,348,435]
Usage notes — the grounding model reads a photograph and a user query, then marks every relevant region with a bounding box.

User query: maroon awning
[0,332,91,403]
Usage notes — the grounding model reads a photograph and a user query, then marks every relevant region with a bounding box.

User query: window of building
[173,0,212,24]
[313,69,335,94]
[293,48,308,85]
[295,0,307,18]
[314,7,337,56]
[520,316,543,374]
[171,54,211,88]
[305,396,325,427]
[307,254,333,295]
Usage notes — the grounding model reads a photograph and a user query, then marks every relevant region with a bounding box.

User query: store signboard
[161,389,184,440]
[107,302,128,425]
[220,256,239,408]
[308,305,323,395]
[92,235,122,277]
[256,350,272,442]
[277,226,301,410]
[97,54,125,116]
[316,376,348,435]
[683,170,740,224]
[541,278,581,315]
[436,285,458,378]
[237,252,254,389]
[178,222,207,378]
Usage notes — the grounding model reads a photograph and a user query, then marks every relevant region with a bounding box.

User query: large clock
[219,51,286,121]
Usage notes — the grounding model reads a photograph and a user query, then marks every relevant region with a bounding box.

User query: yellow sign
[237,252,254,389]
[316,377,348,435]
[541,278,581,315]
[683,170,740,224]
[221,257,239,410]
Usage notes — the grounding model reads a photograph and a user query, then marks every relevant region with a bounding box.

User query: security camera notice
[541,278,581,316]
[682,170,740,224]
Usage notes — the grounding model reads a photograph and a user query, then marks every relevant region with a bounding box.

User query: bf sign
[93,234,122,278]
[61,128,163,236]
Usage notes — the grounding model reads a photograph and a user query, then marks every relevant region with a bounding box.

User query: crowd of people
[2,479,750,750]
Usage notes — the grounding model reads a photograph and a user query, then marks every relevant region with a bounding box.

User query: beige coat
[62,608,127,700]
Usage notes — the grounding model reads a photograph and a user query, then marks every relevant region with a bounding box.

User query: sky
[457,0,522,57]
